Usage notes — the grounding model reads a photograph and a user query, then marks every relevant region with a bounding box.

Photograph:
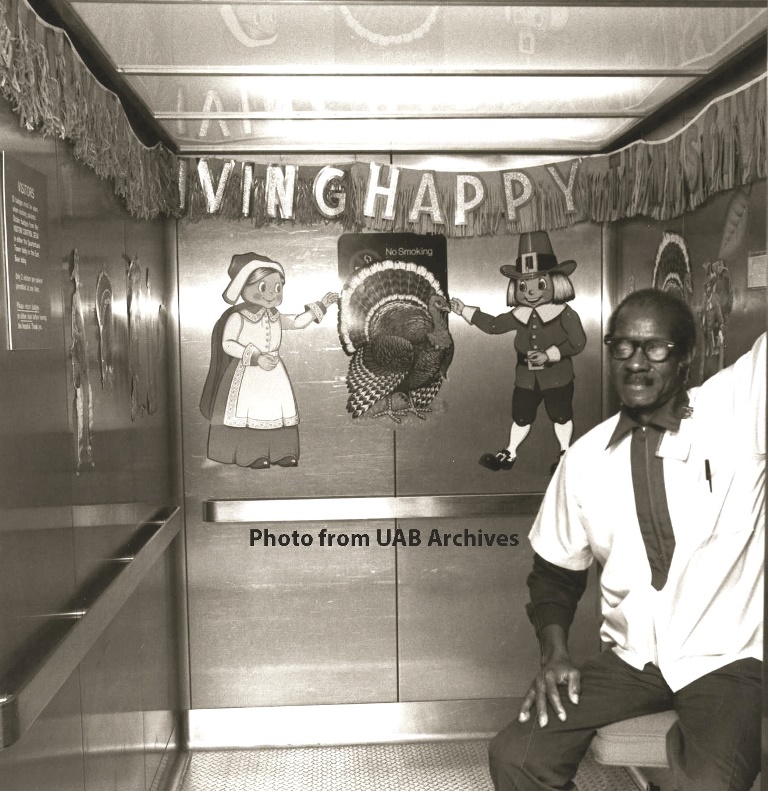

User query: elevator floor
[179,740,640,791]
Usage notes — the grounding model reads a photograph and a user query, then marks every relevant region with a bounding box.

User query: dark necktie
[629,425,676,590]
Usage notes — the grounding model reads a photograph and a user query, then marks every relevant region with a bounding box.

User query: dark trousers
[488,650,761,791]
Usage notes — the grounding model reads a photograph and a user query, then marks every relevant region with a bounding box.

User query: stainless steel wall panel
[178,201,604,713]
[0,675,84,791]
[0,85,184,790]
[186,521,396,709]
[138,543,184,790]
[0,96,81,791]
[162,217,191,722]
[79,597,146,791]
[397,515,599,701]
[124,215,175,509]
[0,348,73,511]
[0,527,79,675]
[55,142,183,789]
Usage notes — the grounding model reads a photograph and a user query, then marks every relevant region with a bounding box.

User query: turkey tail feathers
[409,380,443,411]
[346,348,405,418]
[339,261,444,354]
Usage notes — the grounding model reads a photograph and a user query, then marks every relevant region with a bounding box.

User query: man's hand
[518,625,580,728]
[518,656,581,728]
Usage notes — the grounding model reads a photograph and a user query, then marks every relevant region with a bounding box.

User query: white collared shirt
[529,333,766,691]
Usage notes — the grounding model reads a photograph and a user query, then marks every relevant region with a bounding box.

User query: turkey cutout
[338,260,454,423]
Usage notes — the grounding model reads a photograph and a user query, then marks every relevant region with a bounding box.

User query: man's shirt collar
[607,390,691,449]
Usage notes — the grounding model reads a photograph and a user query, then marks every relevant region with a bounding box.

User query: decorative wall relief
[70,250,94,471]
[718,187,750,261]
[699,259,733,375]
[199,252,338,469]
[697,189,744,378]
[653,232,693,303]
[95,269,115,389]
[127,256,145,420]
[502,7,569,56]
[338,6,440,46]
[451,231,586,474]
[143,268,159,415]
[219,4,278,47]
[127,257,163,417]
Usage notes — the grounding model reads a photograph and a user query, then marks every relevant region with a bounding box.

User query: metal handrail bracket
[0,506,181,750]
[205,493,544,523]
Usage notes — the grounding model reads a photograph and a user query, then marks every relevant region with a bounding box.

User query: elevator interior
[0,2,766,791]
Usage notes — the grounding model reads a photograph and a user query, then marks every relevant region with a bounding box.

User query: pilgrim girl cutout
[199,252,339,468]
[450,231,586,474]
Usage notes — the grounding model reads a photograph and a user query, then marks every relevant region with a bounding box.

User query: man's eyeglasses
[603,336,677,362]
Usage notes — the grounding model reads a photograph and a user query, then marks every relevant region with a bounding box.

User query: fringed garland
[180,74,766,237]
[0,0,178,220]
[0,0,762,233]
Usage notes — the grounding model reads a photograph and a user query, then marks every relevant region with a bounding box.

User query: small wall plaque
[747,251,767,290]
[1,153,52,349]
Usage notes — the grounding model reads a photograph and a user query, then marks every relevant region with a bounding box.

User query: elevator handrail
[204,493,544,523]
[0,506,181,750]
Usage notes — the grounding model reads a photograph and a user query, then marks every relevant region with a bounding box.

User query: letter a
[408,173,443,224]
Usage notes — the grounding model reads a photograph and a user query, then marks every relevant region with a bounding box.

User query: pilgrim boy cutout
[451,232,586,474]
[200,252,339,469]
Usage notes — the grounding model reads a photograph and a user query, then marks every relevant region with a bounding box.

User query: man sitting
[489,288,764,791]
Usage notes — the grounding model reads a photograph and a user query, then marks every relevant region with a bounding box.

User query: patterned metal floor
[180,740,640,791]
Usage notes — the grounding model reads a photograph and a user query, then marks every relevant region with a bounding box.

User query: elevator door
[177,218,603,711]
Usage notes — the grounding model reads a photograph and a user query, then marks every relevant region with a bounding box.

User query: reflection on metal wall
[179,211,604,711]
[398,514,598,701]
[0,90,184,791]
[614,182,767,379]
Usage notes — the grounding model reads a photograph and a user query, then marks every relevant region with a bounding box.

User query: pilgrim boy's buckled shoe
[479,449,515,471]
[550,450,566,475]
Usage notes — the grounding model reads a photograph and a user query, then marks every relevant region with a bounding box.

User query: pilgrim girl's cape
[200,304,248,420]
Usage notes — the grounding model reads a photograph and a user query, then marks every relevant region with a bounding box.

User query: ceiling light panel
[161,116,636,154]
[127,74,695,119]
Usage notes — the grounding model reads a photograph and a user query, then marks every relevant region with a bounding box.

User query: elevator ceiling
[43,1,767,155]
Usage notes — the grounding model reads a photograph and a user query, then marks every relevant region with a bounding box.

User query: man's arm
[519,553,588,727]
[526,552,588,638]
